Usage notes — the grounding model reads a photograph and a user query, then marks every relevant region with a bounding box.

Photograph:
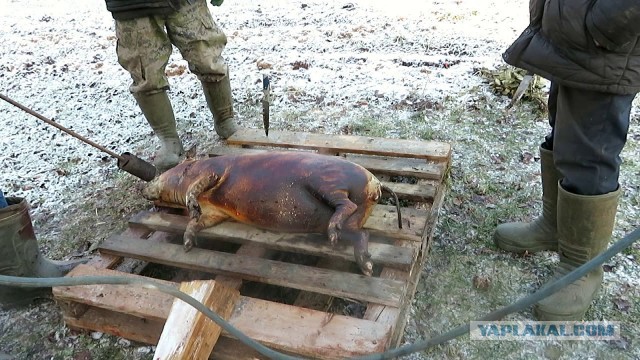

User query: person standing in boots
[0,194,83,308]
[104,0,239,171]
[495,1,640,320]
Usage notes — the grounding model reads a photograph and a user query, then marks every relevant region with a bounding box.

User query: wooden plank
[293,258,354,311]
[370,205,426,240]
[366,187,446,346]
[64,307,163,345]
[344,154,445,180]
[391,188,446,347]
[210,337,269,360]
[99,237,405,307]
[155,281,240,360]
[129,211,416,271]
[57,265,392,359]
[64,306,269,360]
[57,226,172,320]
[381,180,435,202]
[214,244,269,290]
[364,203,437,338]
[208,147,445,180]
[227,128,451,161]
[228,296,390,358]
[149,203,425,241]
[86,253,121,269]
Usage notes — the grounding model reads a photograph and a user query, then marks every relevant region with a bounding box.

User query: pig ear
[184,145,198,161]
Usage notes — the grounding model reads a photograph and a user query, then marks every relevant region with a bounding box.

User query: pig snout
[141,177,163,201]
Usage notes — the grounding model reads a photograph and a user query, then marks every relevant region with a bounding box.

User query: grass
[34,169,150,260]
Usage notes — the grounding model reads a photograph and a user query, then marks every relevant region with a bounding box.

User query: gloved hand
[210,0,223,6]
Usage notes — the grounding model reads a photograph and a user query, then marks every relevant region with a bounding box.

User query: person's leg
[0,198,83,309]
[166,0,238,139]
[115,16,184,170]
[494,82,562,253]
[535,84,634,320]
[553,87,632,196]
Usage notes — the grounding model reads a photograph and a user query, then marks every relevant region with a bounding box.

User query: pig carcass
[142,151,402,276]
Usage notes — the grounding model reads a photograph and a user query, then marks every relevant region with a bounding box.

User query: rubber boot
[494,145,561,253]
[534,185,620,320]
[0,198,84,309]
[133,91,184,171]
[201,73,238,139]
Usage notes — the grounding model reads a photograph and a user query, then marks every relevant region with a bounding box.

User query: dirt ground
[1,0,639,359]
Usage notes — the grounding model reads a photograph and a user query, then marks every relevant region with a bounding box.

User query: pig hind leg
[319,189,358,246]
[341,227,373,276]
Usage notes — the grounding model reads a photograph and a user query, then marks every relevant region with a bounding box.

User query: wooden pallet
[52,128,451,359]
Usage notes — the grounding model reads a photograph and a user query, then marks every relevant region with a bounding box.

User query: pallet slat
[208,147,445,180]
[54,265,391,359]
[99,237,405,306]
[129,211,416,271]
[365,187,447,346]
[149,203,426,241]
[227,129,451,161]
[382,181,435,202]
[154,280,240,360]
[344,154,445,180]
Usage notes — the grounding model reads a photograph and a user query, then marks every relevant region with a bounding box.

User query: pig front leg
[320,190,358,246]
[184,213,228,252]
[184,173,221,251]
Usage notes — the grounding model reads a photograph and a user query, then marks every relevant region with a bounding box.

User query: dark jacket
[503,0,640,94]
[105,0,181,20]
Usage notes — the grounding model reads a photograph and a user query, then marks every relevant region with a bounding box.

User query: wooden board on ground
[226,128,451,161]
[55,265,392,359]
[154,280,240,360]
[52,128,451,359]
[99,236,405,307]
[129,211,417,270]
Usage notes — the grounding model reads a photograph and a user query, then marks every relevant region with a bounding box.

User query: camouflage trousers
[115,0,228,94]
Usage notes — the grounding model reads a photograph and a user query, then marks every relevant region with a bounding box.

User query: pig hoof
[329,233,338,246]
[328,229,339,246]
[360,261,374,277]
[184,239,194,252]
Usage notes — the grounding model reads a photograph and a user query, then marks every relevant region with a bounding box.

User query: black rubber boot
[0,198,84,309]
[133,91,184,171]
[201,73,239,139]
[534,185,620,320]
[494,146,561,253]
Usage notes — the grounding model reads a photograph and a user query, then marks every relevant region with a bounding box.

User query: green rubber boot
[133,91,184,171]
[534,185,620,320]
[0,198,84,309]
[494,146,561,253]
[201,73,239,140]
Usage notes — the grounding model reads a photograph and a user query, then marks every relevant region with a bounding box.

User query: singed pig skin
[142,151,397,276]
